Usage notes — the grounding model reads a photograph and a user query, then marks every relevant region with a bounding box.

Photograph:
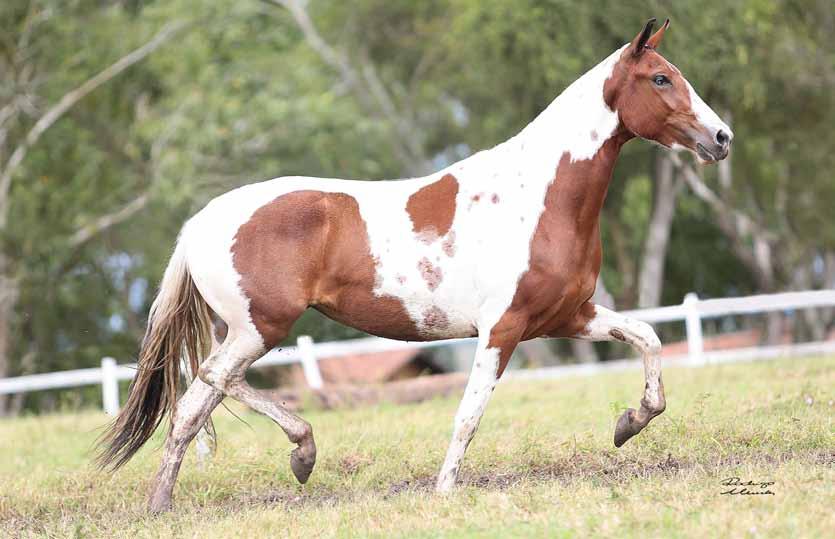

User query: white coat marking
[686,80,733,139]
[180,45,629,343]
[436,343,500,492]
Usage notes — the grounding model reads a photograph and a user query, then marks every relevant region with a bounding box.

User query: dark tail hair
[97,240,213,470]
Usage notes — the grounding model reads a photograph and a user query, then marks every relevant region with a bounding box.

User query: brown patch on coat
[406,174,459,241]
[232,190,424,344]
[489,135,632,376]
[417,257,443,291]
[441,230,456,257]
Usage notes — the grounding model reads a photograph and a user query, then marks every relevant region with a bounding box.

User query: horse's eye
[653,74,671,87]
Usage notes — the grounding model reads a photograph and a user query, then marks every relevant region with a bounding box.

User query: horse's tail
[97,235,213,470]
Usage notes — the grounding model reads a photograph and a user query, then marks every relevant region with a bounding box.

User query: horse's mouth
[695,142,728,163]
[696,143,718,162]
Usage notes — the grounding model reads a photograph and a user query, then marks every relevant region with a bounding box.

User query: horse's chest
[508,220,602,326]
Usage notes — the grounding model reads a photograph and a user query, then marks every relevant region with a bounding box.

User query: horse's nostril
[716,129,729,146]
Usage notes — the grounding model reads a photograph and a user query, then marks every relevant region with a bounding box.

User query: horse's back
[182,175,481,344]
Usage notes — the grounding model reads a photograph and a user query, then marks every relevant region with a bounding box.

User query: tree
[0,1,184,413]
[2,0,834,412]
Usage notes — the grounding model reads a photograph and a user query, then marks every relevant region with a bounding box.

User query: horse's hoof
[613,408,641,448]
[290,444,316,484]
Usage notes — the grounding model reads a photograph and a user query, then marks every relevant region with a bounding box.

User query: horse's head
[606,18,733,163]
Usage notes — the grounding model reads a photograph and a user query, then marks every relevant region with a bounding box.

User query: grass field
[1,356,833,538]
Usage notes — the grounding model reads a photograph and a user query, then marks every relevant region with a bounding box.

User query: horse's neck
[480,45,630,222]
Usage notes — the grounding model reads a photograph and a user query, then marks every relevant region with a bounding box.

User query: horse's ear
[630,18,656,57]
[646,18,670,49]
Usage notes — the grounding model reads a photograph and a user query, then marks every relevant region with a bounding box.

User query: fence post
[683,293,704,364]
[101,357,120,416]
[297,335,323,389]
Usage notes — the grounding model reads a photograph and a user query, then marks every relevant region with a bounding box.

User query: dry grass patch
[1,356,833,538]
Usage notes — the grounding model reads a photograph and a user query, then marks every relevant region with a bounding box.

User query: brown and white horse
[99,18,732,512]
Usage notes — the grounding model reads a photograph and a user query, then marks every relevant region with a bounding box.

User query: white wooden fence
[1,290,833,416]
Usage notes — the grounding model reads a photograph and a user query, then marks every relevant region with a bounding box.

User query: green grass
[1,357,833,538]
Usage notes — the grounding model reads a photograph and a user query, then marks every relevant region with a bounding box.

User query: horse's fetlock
[641,395,666,415]
[288,421,313,445]
[298,422,313,442]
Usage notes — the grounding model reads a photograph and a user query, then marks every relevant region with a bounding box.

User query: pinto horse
[98,18,732,512]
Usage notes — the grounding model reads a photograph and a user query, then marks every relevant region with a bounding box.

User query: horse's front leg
[568,302,666,446]
[436,322,522,492]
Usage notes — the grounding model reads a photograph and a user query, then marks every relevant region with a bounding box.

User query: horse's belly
[313,281,479,342]
[307,185,482,341]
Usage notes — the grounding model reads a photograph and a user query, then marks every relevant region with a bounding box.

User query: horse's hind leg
[148,378,223,513]
[174,375,215,467]
[569,303,666,447]
[198,327,317,484]
[187,322,226,464]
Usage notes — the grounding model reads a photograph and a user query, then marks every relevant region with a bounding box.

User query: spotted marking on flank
[418,257,443,291]
[422,306,449,331]
[442,230,456,257]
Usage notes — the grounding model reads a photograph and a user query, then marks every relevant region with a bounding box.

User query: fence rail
[1,289,833,416]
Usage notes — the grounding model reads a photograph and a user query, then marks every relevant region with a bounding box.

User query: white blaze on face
[685,80,732,139]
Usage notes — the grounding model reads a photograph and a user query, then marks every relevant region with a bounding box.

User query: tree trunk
[592,274,615,309]
[607,222,637,307]
[570,341,597,363]
[791,258,829,342]
[637,152,682,308]
[824,251,835,331]
[0,252,16,416]
[672,151,784,344]
[0,22,184,415]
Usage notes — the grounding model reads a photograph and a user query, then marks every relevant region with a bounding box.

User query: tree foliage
[1,0,833,410]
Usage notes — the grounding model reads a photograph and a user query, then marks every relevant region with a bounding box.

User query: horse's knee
[634,320,661,357]
[197,360,244,394]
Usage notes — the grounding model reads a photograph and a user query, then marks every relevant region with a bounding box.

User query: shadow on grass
[232,449,833,512]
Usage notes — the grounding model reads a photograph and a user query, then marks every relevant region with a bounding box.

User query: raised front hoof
[613,408,644,448]
[290,444,316,484]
